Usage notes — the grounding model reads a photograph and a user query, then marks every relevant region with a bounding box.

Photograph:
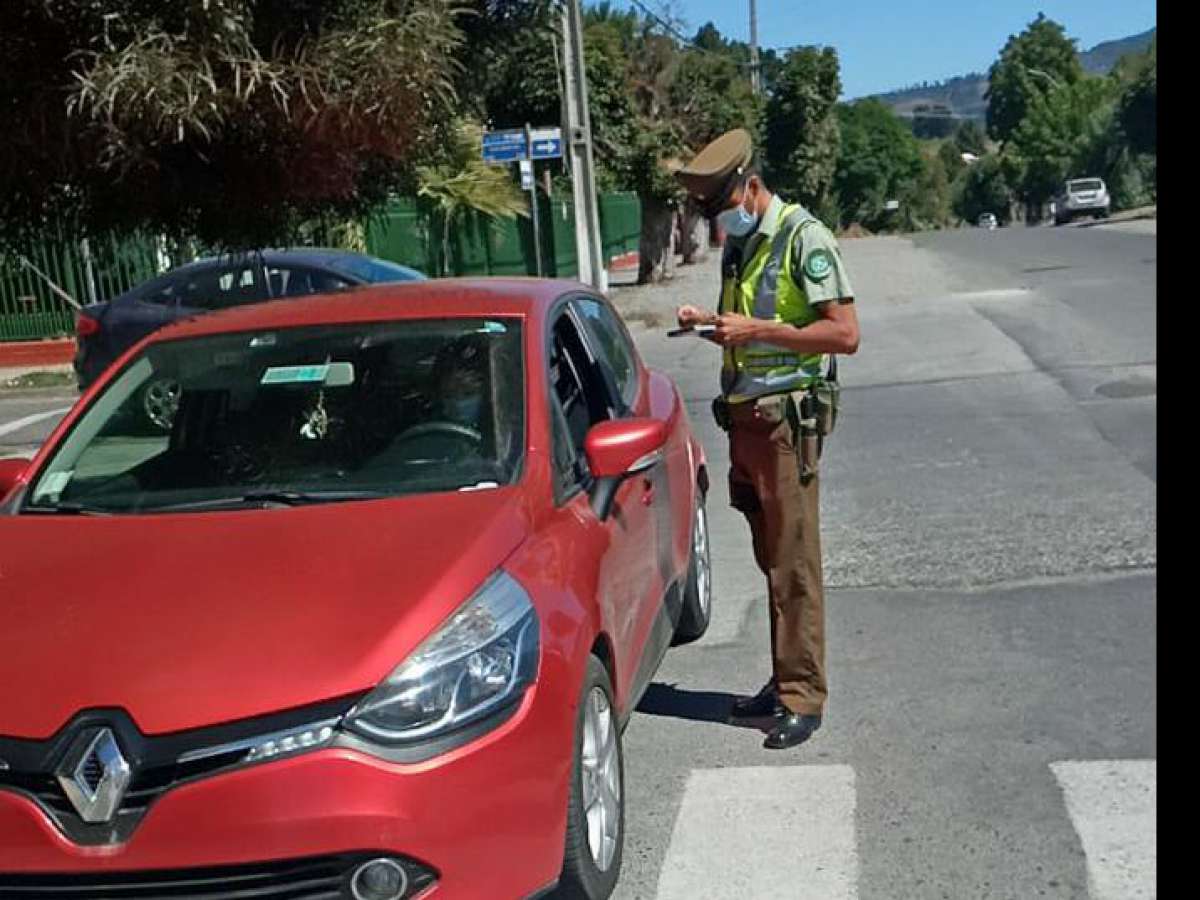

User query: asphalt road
[608,221,1155,900]
[0,221,1156,899]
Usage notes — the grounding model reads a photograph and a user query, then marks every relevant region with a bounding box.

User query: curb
[0,339,76,368]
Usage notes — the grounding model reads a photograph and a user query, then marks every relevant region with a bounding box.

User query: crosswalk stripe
[1050,760,1156,900]
[655,765,857,899]
[0,407,71,439]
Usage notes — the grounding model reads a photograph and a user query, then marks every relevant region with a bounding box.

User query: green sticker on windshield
[261,364,330,385]
[804,248,834,282]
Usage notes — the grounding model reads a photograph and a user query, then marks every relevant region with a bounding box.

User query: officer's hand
[677,305,716,327]
[713,313,761,347]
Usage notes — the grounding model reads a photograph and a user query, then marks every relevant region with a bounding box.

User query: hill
[866,26,1155,122]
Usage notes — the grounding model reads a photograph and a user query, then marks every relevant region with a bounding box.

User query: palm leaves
[416,121,528,275]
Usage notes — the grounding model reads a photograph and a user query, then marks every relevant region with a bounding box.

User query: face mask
[716,197,758,237]
[446,396,482,424]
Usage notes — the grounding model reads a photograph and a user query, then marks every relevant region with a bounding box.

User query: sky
[608,0,1157,100]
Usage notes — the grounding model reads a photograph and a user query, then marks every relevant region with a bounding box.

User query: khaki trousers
[727,399,826,716]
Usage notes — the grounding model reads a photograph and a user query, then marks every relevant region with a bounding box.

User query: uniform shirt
[727,195,856,308]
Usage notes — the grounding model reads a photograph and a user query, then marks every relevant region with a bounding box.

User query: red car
[0,280,712,899]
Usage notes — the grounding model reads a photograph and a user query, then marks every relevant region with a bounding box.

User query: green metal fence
[0,192,641,341]
[0,234,168,341]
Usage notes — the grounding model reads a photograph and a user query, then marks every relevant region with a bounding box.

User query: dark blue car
[74,249,424,428]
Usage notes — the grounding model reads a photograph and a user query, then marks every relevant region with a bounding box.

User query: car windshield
[327,255,424,283]
[23,318,524,514]
[1068,179,1103,192]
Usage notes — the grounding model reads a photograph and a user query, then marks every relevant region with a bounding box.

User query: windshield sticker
[261,364,330,385]
[249,333,277,348]
[478,321,507,334]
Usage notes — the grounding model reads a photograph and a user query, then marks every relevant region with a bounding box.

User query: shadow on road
[635,682,774,733]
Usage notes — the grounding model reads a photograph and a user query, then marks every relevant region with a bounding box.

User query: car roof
[153,248,397,272]
[142,278,590,342]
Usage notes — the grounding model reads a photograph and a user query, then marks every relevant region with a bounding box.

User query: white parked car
[977,212,998,229]
[1054,178,1111,225]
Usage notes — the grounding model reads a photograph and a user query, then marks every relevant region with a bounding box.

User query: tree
[832,99,921,232]
[1009,76,1117,207]
[764,47,842,222]
[909,107,957,140]
[1117,41,1156,156]
[416,121,528,275]
[454,0,560,121]
[954,120,989,155]
[953,154,1012,224]
[669,46,762,263]
[905,144,953,231]
[985,14,1083,144]
[0,0,469,253]
[939,140,968,181]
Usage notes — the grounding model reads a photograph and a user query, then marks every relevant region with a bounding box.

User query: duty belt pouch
[711,396,732,432]
[785,392,820,480]
[812,378,840,437]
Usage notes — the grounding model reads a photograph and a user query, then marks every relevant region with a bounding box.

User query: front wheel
[556,656,624,899]
[672,491,712,645]
[140,377,181,433]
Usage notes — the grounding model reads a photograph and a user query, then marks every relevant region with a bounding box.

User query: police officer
[674,128,860,750]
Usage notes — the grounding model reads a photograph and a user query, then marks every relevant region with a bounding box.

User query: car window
[265,266,353,299]
[548,309,618,487]
[573,296,639,410]
[24,318,525,514]
[137,263,261,311]
[549,384,585,500]
[326,256,424,283]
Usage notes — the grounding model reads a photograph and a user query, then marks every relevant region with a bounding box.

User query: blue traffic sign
[530,127,563,159]
[530,138,563,159]
[482,127,564,164]
[482,129,527,164]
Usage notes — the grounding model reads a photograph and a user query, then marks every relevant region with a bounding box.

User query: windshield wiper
[240,490,388,505]
[22,501,113,516]
[144,490,390,511]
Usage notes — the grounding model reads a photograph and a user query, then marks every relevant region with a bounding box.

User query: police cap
[674,128,754,217]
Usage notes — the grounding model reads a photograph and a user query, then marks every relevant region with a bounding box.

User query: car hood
[0,489,531,739]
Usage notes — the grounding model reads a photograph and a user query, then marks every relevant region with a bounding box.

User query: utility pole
[523,124,544,277]
[749,0,761,94]
[561,0,605,291]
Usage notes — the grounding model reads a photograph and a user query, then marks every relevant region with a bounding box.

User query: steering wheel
[392,420,483,453]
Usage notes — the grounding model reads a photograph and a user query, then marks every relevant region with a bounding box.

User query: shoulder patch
[803,247,834,282]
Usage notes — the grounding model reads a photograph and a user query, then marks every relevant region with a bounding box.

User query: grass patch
[2,371,77,389]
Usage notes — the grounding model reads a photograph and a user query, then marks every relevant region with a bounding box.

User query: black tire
[672,490,712,645]
[555,656,624,900]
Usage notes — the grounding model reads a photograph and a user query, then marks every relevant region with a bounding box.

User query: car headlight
[344,571,539,745]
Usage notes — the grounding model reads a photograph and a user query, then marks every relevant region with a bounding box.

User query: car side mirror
[0,457,31,504]
[584,418,667,521]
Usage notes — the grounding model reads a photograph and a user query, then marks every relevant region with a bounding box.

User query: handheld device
[667,324,717,338]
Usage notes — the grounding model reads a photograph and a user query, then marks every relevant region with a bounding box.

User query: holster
[711,396,732,432]
[811,377,840,437]
[785,391,820,480]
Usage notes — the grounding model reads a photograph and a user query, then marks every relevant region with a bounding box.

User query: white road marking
[0,407,71,439]
[655,765,857,899]
[1051,760,1156,900]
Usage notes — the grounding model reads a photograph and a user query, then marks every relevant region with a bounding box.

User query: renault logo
[55,727,131,823]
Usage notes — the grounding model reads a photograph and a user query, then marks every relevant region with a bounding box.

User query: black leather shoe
[763,713,822,749]
[729,682,783,719]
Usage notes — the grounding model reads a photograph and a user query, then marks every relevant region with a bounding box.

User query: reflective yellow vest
[719,203,827,402]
